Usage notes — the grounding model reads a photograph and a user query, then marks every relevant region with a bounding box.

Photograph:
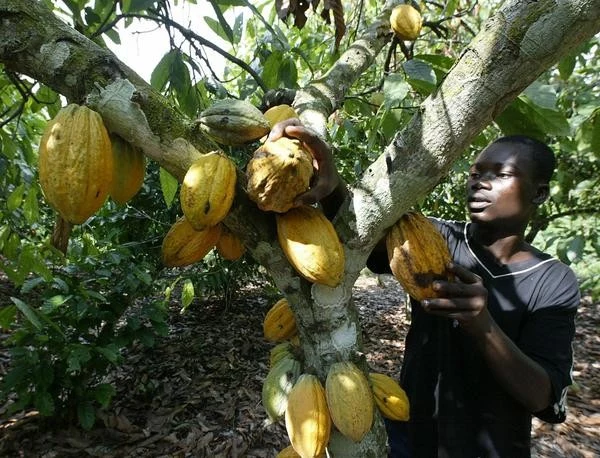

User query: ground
[1,273,599,457]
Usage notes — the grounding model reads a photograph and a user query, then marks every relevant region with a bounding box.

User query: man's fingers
[267,118,302,141]
[448,262,483,284]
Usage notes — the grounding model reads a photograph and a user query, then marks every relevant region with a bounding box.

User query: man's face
[466,142,542,227]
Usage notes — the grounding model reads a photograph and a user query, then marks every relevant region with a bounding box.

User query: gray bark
[1,0,599,456]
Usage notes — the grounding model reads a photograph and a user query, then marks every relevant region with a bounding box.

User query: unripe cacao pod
[386,212,452,301]
[38,103,113,224]
[197,99,270,145]
[263,298,297,342]
[109,133,145,205]
[276,445,302,458]
[390,4,423,41]
[262,356,302,421]
[161,217,222,267]
[180,151,237,230]
[246,137,314,213]
[369,372,410,421]
[269,341,301,368]
[215,226,246,260]
[264,104,299,127]
[325,361,374,442]
[285,374,331,458]
[276,206,345,287]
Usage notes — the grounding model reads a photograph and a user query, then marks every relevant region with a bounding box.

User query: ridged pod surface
[198,99,270,145]
[369,373,410,421]
[325,361,374,442]
[390,4,423,41]
[276,445,302,458]
[180,151,237,230]
[262,356,302,421]
[39,104,113,224]
[285,374,331,458]
[246,137,314,213]
[263,104,299,127]
[109,133,145,205]
[276,206,345,287]
[269,341,300,368]
[161,217,222,267]
[386,212,452,301]
[263,298,297,342]
[215,226,246,260]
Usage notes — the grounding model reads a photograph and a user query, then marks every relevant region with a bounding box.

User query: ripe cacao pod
[38,103,113,224]
[215,226,246,260]
[197,99,270,145]
[369,372,410,421]
[263,298,297,342]
[161,217,222,267]
[325,361,374,442]
[246,137,314,213]
[180,151,237,230]
[109,133,145,205]
[262,356,302,421]
[276,206,345,287]
[386,212,452,301]
[264,104,299,127]
[285,374,331,458]
[390,4,423,41]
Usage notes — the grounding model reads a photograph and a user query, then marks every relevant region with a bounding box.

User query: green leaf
[522,82,559,110]
[96,344,120,364]
[558,54,576,80]
[181,279,195,312]
[7,183,25,212]
[23,188,40,224]
[203,16,233,43]
[0,304,17,329]
[68,345,92,372]
[34,391,55,416]
[11,297,43,330]
[382,74,410,107]
[403,59,437,96]
[78,401,95,430]
[208,2,234,43]
[495,96,571,139]
[150,50,178,91]
[159,167,178,208]
[94,383,116,408]
[575,109,600,156]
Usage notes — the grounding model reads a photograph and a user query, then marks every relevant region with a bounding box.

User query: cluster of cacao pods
[38,103,146,225]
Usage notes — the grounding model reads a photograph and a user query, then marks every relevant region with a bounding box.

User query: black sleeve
[366,240,391,274]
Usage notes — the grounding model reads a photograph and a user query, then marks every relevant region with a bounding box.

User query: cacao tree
[1,0,599,454]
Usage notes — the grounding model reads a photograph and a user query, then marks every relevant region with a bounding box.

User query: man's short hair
[492,135,556,183]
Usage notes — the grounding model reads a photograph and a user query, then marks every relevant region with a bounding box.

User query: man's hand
[421,262,492,336]
[268,119,342,207]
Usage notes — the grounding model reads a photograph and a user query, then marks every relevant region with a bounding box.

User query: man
[269,121,580,457]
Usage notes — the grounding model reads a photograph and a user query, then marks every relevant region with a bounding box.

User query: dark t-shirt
[371,219,580,458]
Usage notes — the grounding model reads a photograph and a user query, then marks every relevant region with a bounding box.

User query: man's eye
[499,173,512,179]
[469,172,480,179]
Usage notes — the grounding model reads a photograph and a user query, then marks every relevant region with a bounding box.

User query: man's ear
[532,183,550,205]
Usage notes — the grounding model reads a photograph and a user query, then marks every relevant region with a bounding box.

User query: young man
[269,121,580,457]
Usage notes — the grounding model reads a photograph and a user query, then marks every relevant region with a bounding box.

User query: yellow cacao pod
[369,372,410,421]
[38,103,113,224]
[285,374,331,458]
[325,361,374,442]
[246,137,314,213]
[180,151,237,230]
[109,133,145,205]
[263,298,297,342]
[269,341,301,368]
[390,4,423,41]
[161,217,222,267]
[386,212,452,301]
[264,104,299,127]
[262,356,302,421]
[215,226,246,261]
[197,99,270,145]
[276,206,345,287]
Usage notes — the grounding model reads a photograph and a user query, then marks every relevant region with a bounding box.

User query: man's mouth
[468,195,491,210]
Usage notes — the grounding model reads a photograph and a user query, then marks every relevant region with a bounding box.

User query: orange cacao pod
[263,298,297,342]
[215,226,246,260]
[161,217,222,267]
[369,372,410,421]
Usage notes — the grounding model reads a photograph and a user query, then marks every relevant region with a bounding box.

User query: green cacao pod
[276,446,302,458]
[180,151,237,230]
[285,374,331,458]
[197,99,270,145]
[386,212,452,301]
[325,361,374,442]
[39,103,113,224]
[276,206,345,287]
[246,137,314,213]
[262,356,302,422]
[263,298,297,342]
[109,133,145,205]
[269,341,301,368]
[369,372,410,421]
[161,217,222,267]
[390,4,423,41]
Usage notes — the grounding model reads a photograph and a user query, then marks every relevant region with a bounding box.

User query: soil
[1,273,598,457]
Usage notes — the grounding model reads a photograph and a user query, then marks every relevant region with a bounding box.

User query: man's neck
[469,223,532,265]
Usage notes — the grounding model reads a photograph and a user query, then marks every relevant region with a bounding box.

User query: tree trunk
[1,0,599,455]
